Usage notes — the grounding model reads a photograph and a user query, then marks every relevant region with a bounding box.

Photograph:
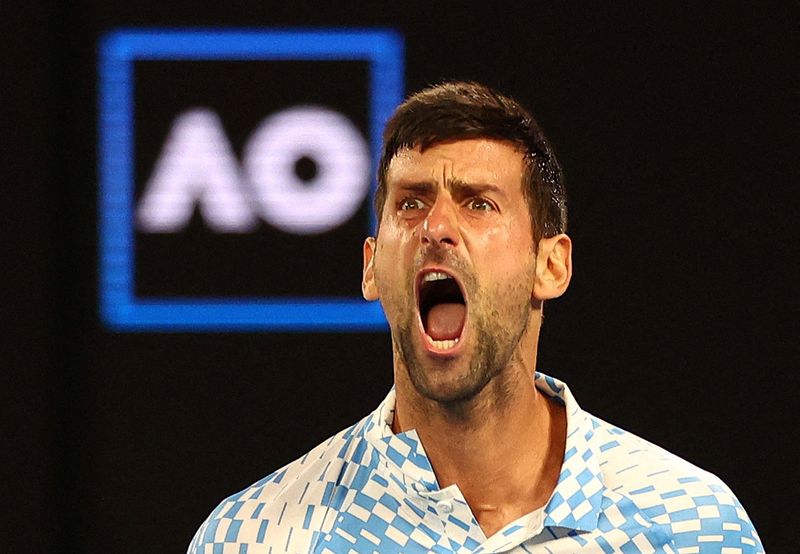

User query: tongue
[425,303,466,340]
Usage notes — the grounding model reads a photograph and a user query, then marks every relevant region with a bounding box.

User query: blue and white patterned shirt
[189,373,763,553]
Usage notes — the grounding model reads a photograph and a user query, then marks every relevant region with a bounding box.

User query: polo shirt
[188,373,763,553]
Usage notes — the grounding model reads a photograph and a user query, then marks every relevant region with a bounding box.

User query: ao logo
[137,105,371,235]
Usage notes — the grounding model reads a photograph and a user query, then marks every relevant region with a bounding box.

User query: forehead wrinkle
[392,178,507,203]
[445,178,506,199]
[388,144,519,198]
[395,181,436,195]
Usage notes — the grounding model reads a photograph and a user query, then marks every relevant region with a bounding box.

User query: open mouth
[416,269,468,352]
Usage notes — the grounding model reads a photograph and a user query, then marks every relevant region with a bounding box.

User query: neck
[391,324,566,538]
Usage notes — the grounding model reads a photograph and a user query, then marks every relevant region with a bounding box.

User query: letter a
[136,108,257,232]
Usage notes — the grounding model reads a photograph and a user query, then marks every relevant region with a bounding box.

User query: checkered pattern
[188,373,763,553]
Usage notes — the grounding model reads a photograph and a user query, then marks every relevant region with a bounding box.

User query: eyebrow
[448,179,506,198]
[395,179,507,199]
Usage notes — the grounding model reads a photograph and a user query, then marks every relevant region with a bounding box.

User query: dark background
[4,2,796,552]
[134,59,371,298]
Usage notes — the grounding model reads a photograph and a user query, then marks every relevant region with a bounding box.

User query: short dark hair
[376,81,567,241]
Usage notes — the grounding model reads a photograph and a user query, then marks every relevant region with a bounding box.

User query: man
[189,82,763,553]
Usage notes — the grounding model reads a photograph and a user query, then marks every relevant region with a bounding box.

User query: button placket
[411,481,427,494]
[436,499,454,514]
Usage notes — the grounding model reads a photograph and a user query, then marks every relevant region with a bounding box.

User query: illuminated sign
[98,29,404,331]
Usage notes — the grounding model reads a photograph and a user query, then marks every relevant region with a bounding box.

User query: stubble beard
[389,254,534,412]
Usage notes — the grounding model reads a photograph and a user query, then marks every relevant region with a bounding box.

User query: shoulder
[589,414,764,553]
[187,417,370,553]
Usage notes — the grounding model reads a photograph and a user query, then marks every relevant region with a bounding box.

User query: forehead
[385,138,525,191]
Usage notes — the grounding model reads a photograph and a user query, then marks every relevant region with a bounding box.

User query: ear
[533,234,573,300]
[362,236,379,301]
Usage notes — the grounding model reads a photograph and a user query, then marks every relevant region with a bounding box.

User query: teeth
[423,271,452,282]
[430,338,459,349]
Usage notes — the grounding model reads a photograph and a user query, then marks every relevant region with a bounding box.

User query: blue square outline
[98,28,404,331]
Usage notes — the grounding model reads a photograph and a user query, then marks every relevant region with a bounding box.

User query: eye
[466,197,495,211]
[399,197,426,211]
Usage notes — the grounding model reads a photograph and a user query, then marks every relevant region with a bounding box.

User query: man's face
[364,138,538,404]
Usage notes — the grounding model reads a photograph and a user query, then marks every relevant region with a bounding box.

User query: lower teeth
[431,338,459,349]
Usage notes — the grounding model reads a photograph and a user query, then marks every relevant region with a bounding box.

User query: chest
[303,469,674,553]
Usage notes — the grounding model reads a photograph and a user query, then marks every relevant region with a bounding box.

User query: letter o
[243,105,370,235]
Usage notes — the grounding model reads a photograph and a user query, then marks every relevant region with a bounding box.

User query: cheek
[377,226,418,264]
[480,223,532,264]
[478,234,536,291]
[373,232,414,290]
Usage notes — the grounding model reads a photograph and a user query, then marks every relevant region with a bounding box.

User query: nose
[421,195,460,247]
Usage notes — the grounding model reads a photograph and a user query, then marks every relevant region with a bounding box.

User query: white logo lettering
[136,109,258,232]
[244,106,370,235]
[136,106,370,235]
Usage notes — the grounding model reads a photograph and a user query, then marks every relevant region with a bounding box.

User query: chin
[407,349,494,406]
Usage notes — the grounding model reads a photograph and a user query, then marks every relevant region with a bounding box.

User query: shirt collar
[362,372,606,533]
[363,387,440,489]
[535,372,605,532]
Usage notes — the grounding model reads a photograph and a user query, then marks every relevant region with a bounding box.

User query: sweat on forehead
[386,140,524,193]
[374,81,568,241]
